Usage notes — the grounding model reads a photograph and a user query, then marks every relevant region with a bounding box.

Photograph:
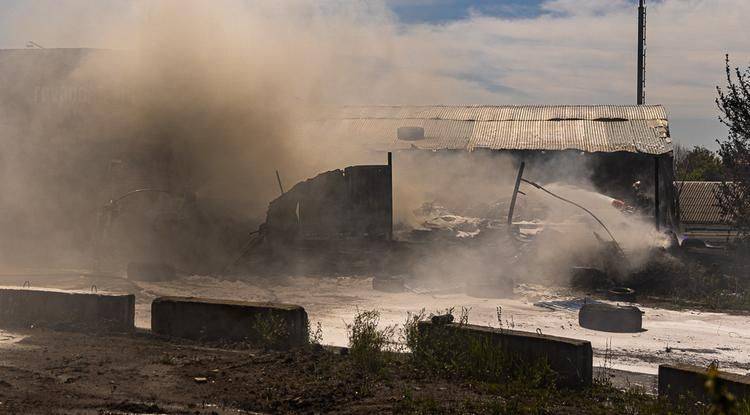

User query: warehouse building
[317,104,677,229]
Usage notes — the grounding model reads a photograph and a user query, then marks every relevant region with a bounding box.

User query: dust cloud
[0,1,666,283]
[393,152,668,286]
[0,1,457,269]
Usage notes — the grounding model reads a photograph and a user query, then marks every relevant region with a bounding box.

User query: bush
[347,309,396,373]
[404,307,555,387]
[307,321,323,346]
[251,313,290,349]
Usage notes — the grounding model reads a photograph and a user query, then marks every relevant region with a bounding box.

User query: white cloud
[541,0,631,16]
[1,0,747,147]
[390,0,750,146]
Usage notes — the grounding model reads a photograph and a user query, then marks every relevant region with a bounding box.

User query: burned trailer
[234,158,399,274]
[265,162,393,242]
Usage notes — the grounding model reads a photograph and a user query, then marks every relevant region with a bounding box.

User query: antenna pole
[637,0,647,105]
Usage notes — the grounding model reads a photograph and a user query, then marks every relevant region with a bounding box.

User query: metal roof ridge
[338,104,666,109]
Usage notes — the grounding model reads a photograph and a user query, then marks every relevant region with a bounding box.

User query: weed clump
[403,307,555,387]
[347,309,397,373]
[251,312,290,349]
[306,320,324,346]
[579,250,750,312]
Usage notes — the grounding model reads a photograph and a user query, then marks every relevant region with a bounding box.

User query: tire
[579,303,642,333]
[607,287,637,302]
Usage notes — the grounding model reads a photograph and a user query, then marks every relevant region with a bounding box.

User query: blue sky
[381,0,743,149]
[386,0,545,23]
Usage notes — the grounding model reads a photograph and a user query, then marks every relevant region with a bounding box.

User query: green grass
[345,307,750,414]
[585,250,750,312]
[347,309,398,373]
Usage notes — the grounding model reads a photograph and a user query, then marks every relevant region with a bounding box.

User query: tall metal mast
[637,0,646,105]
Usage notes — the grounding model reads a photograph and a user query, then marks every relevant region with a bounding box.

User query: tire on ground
[606,287,637,302]
[579,303,642,333]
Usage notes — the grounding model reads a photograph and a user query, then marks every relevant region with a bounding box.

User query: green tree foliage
[675,145,725,181]
[716,55,750,237]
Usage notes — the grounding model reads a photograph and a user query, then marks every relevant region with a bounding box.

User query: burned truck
[227,157,397,274]
[265,163,392,242]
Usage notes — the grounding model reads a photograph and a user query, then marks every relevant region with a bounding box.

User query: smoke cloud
[0,0,448,268]
[0,0,669,282]
[392,151,667,287]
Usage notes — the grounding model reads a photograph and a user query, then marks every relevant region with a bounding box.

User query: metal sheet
[677,181,727,224]
[337,105,667,121]
[323,105,672,155]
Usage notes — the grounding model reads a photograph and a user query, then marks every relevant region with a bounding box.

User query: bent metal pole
[507,161,525,227]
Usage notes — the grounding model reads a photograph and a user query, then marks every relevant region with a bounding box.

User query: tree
[715,55,750,238]
[674,145,725,181]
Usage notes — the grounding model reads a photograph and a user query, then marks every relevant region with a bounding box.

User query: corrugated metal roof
[325,105,672,155]
[677,181,727,224]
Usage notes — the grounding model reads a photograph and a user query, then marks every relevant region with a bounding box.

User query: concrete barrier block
[417,321,593,387]
[0,287,135,331]
[659,363,750,403]
[151,296,308,348]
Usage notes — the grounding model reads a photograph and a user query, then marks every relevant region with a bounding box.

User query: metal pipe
[507,162,526,226]
[275,170,285,195]
[520,178,626,256]
[387,152,393,241]
[654,156,660,230]
[110,188,173,205]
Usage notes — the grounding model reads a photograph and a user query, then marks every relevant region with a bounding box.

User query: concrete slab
[0,287,135,331]
[659,363,750,403]
[418,321,593,387]
[151,296,308,348]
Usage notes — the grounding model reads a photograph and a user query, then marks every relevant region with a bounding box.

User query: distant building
[676,181,736,243]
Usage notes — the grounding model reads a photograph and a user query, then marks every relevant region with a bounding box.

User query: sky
[1,0,749,150]
[382,0,749,150]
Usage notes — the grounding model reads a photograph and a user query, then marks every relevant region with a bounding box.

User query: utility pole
[637,0,646,105]
[637,0,659,229]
